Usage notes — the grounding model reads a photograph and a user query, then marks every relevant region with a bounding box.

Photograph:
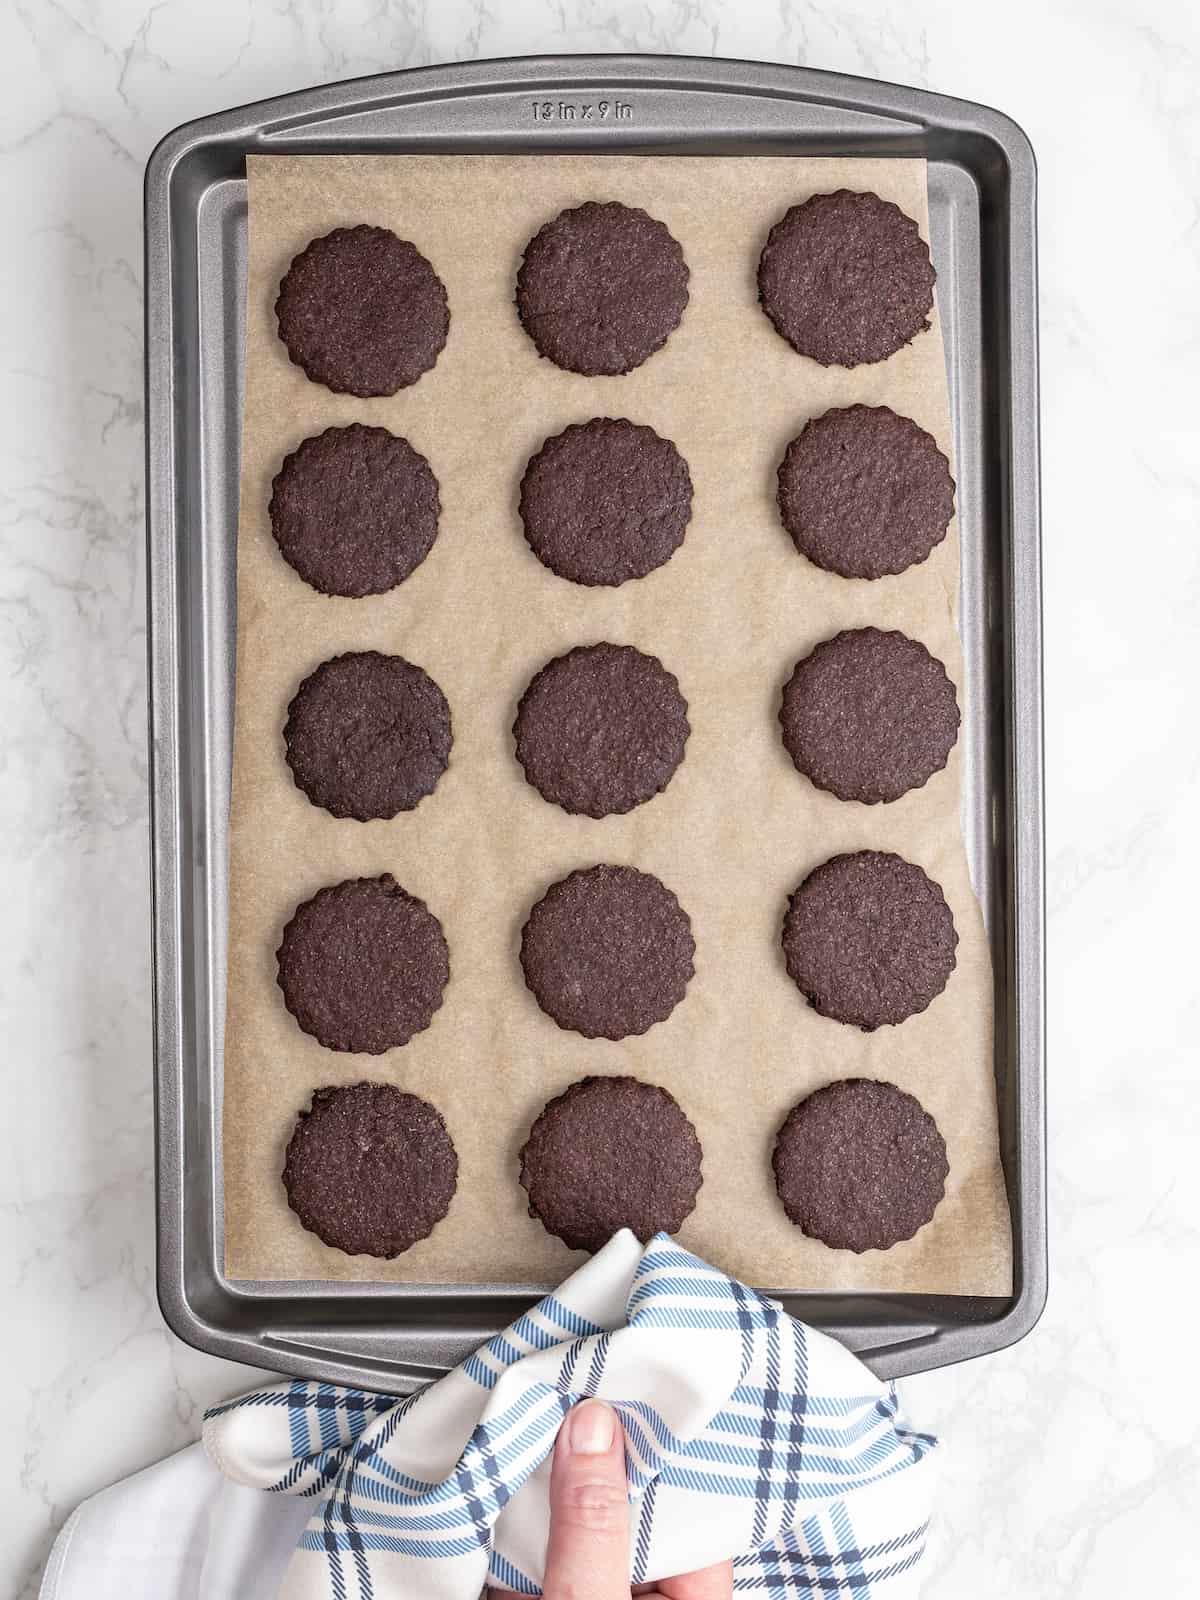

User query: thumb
[543,1399,630,1600]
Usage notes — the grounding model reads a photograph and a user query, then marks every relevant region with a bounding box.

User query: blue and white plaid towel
[203,1231,937,1597]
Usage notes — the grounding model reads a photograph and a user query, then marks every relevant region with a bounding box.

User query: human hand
[489,1398,732,1600]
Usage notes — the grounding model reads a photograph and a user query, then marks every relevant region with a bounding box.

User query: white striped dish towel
[202,1230,937,1596]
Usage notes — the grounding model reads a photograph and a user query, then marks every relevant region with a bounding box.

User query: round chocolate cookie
[772,1079,948,1252]
[777,406,955,580]
[284,651,452,820]
[782,851,957,1031]
[780,628,960,804]
[757,190,935,367]
[514,643,689,818]
[520,418,692,587]
[516,201,689,375]
[277,874,449,1053]
[519,1076,703,1253]
[283,1082,458,1257]
[269,424,440,598]
[275,224,449,396]
[520,865,695,1040]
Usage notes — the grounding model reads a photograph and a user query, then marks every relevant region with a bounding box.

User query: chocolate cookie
[514,643,689,817]
[519,1076,703,1253]
[520,418,692,587]
[275,225,449,396]
[780,628,959,804]
[772,1079,948,1252]
[782,851,957,1030]
[757,190,935,367]
[284,651,452,820]
[283,1082,458,1257]
[520,865,694,1040]
[277,874,449,1053]
[777,406,955,580]
[269,424,440,598]
[516,201,689,375]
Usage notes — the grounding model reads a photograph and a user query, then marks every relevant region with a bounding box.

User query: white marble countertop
[4,0,1198,1594]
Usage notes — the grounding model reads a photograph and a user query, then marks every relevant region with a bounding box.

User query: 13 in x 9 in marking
[531,100,633,122]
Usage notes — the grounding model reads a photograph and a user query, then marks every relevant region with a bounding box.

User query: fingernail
[568,1399,616,1454]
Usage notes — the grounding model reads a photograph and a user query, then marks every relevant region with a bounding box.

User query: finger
[495,1554,736,1598]
[657,1560,735,1599]
[542,1399,631,1600]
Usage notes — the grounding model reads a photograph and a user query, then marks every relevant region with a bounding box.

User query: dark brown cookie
[520,865,694,1040]
[514,643,689,818]
[520,418,692,587]
[782,851,957,1030]
[275,224,449,396]
[516,201,689,375]
[269,424,440,598]
[283,1082,458,1257]
[777,406,955,580]
[772,1079,948,1252]
[284,651,452,821]
[757,190,935,367]
[277,874,449,1053]
[780,628,960,804]
[519,1076,703,1253]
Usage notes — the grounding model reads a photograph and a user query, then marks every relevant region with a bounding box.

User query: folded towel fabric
[203,1231,937,1597]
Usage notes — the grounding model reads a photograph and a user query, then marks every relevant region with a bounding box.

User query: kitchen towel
[38,1443,310,1600]
[202,1230,937,1596]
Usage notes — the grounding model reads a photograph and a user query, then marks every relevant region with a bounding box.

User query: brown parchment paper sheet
[223,154,1012,1294]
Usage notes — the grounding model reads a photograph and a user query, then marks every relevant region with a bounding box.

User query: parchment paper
[223,154,1012,1294]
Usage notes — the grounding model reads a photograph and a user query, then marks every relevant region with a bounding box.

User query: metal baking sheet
[146,55,1045,1386]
